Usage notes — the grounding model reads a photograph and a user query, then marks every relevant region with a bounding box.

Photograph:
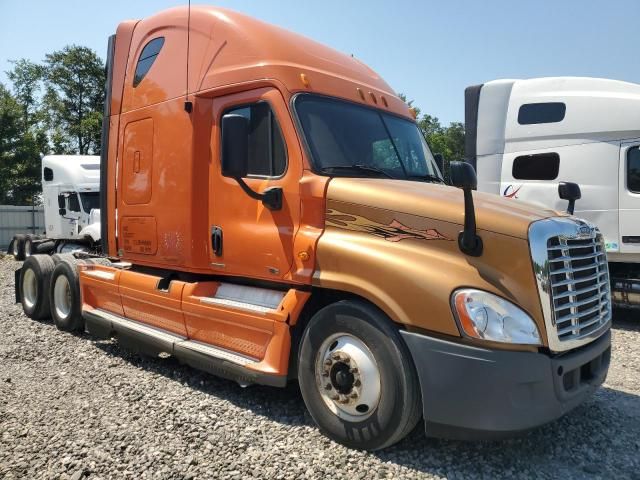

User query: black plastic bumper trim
[400,329,611,440]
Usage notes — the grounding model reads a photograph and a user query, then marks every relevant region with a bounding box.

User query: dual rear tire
[19,254,86,331]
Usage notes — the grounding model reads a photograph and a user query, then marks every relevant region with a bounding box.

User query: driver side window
[68,193,81,212]
[223,102,287,177]
[628,147,640,193]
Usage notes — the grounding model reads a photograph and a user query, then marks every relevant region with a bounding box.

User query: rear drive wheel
[49,260,83,332]
[20,255,55,319]
[51,253,77,266]
[24,235,35,258]
[298,300,422,451]
[13,234,26,260]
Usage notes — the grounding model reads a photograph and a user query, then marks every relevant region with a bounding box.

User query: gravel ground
[1,255,639,480]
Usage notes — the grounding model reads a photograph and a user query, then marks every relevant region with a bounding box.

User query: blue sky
[1,0,638,125]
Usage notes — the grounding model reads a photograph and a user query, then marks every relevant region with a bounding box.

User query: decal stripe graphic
[326,209,452,243]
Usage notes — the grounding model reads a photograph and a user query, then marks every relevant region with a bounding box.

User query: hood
[326,178,562,239]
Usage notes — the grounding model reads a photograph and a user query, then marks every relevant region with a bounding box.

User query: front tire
[298,300,422,451]
[20,255,55,319]
[49,260,83,332]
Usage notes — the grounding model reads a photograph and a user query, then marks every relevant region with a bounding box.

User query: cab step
[83,307,286,387]
[198,283,285,314]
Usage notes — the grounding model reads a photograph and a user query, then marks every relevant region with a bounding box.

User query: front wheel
[298,300,422,451]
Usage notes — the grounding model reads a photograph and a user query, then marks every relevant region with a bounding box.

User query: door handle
[211,226,223,256]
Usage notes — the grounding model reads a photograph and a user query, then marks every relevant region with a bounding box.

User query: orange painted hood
[325,178,563,239]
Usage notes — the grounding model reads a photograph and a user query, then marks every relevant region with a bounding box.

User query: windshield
[79,192,100,213]
[294,95,442,181]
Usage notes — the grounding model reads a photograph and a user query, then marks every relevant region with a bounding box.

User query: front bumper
[400,329,611,440]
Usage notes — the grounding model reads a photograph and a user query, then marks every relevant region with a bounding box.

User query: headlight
[451,289,541,345]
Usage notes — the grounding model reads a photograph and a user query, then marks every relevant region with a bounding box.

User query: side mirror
[450,161,478,191]
[450,161,482,256]
[220,113,282,211]
[433,153,444,174]
[221,114,249,179]
[57,194,66,209]
[558,182,581,215]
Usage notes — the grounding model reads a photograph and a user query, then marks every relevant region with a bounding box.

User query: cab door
[619,141,640,254]
[209,87,302,281]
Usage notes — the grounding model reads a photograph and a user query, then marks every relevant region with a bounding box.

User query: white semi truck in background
[464,76,640,309]
[10,155,102,259]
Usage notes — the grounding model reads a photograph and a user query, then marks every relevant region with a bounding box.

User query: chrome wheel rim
[12,240,19,256]
[24,240,32,257]
[53,274,72,320]
[314,333,381,421]
[22,268,37,309]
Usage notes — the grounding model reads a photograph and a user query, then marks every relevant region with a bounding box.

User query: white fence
[0,205,45,250]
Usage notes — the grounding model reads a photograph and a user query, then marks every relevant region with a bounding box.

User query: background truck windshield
[79,192,100,213]
[294,95,441,181]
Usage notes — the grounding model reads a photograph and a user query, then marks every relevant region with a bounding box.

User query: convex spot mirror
[450,161,477,191]
[558,181,581,215]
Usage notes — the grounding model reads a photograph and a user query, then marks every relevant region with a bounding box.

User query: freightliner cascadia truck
[16,7,612,450]
[465,77,640,310]
[9,155,102,260]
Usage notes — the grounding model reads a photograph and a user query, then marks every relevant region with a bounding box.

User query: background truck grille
[546,234,611,342]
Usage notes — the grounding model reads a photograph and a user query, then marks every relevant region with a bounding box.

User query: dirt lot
[1,256,639,479]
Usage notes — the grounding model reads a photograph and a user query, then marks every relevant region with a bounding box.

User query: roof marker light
[357,88,365,101]
[381,96,388,107]
[369,92,377,104]
[300,73,310,88]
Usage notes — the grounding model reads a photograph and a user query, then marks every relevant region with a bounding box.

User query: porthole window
[133,37,165,87]
[518,102,566,125]
[512,153,560,180]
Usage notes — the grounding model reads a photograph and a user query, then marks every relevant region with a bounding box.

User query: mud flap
[14,269,21,304]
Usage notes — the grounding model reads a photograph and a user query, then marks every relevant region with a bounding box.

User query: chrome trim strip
[177,339,258,365]
[529,217,612,352]
[94,308,186,343]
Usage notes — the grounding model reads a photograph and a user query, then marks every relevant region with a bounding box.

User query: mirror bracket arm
[235,178,283,211]
[458,188,483,257]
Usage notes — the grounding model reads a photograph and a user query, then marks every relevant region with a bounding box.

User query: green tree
[6,59,46,129]
[399,94,466,181]
[0,84,43,204]
[44,45,105,154]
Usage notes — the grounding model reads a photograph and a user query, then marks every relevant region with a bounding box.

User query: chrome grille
[547,234,611,341]
[529,218,612,352]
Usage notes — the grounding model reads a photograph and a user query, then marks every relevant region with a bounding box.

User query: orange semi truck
[16,6,612,450]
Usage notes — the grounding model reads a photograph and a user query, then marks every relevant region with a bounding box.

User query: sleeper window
[133,37,165,87]
[223,102,286,177]
[518,103,566,125]
[512,153,560,180]
[628,147,640,193]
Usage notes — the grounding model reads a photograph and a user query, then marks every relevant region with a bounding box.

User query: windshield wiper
[320,164,397,179]
[406,174,444,184]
